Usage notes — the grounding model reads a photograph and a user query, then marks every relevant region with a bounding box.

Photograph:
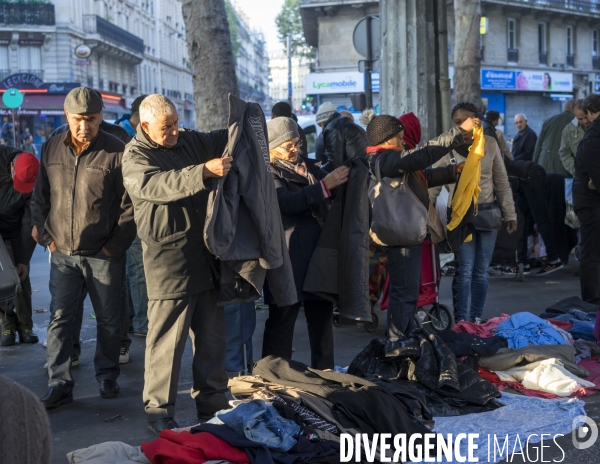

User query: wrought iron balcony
[566,54,575,66]
[83,15,144,55]
[0,2,55,26]
[539,51,548,65]
[507,48,519,63]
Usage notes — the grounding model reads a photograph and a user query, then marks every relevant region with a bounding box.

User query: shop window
[538,22,547,65]
[507,18,517,51]
[566,26,574,56]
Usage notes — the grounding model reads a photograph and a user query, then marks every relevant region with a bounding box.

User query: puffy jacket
[320,113,367,172]
[204,95,296,307]
[31,130,135,257]
[122,125,227,300]
[0,146,36,265]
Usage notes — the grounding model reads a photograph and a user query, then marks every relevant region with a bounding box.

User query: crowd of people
[0,87,598,443]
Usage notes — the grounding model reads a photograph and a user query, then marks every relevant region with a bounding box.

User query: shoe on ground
[133,331,147,337]
[148,417,179,435]
[1,329,16,346]
[41,387,73,409]
[18,329,39,344]
[44,356,79,369]
[502,263,531,276]
[536,261,564,276]
[472,317,483,325]
[488,265,504,276]
[119,347,130,364]
[99,379,120,399]
[42,338,47,347]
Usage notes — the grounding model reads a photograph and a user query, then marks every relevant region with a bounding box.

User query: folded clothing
[141,430,249,464]
[492,358,595,397]
[495,312,566,349]
[478,344,587,377]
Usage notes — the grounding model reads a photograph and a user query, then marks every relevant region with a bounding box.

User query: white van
[296,115,321,160]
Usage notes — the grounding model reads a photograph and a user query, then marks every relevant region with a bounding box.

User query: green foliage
[224,0,241,59]
[275,0,314,59]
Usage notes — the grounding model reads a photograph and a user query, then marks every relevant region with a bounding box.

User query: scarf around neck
[274,158,317,185]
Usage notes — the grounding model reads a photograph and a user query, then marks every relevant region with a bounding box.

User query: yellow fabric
[447,126,485,232]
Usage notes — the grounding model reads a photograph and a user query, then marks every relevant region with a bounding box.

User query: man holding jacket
[122,94,232,435]
[31,87,136,409]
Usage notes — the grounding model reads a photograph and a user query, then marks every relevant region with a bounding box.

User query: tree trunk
[182,0,239,131]
[453,0,482,110]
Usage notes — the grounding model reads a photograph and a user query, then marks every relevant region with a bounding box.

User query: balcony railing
[539,51,548,65]
[0,2,55,26]
[0,69,10,80]
[593,56,600,70]
[83,15,144,55]
[507,48,519,62]
[566,54,575,66]
[495,1,600,13]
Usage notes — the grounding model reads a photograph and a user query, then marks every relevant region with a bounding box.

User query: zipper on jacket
[70,154,80,254]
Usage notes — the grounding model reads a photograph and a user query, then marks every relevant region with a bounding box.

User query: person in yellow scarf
[429,102,517,324]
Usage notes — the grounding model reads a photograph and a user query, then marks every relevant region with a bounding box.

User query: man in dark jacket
[533,100,575,176]
[315,102,367,172]
[511,114,537,161]
[573,94,600,304]
[122,94,233,435]
[30,87,136,409]
[0,149,39,346]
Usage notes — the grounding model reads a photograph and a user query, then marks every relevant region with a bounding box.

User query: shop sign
[18,39,44,46]
[481,68,572,92]
[0,39,9,45]
[1,73,44,90]
[76,60,91,66]
[305,72,365,94]
[47,83,80,93]
[75,44,92,59]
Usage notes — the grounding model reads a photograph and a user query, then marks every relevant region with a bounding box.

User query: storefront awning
[19,94,66,111]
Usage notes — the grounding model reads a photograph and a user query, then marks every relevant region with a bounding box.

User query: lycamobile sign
[305,72,365,94]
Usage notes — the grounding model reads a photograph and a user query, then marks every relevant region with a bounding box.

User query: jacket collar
[271,157,317,185]
[134,123,183,151]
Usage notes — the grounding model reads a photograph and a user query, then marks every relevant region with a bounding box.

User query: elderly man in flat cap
[31,87,136,408]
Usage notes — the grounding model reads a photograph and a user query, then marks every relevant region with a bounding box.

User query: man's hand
[48,242,57,253]
[102,246,114,257]
[507,220,517,234]
[16,264,28,281]
[32,225,40,244]
[203,156,233,179]
[323,166,350,190]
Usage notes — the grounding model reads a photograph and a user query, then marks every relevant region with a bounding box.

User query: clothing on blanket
[67,442,151,464]
[495,312,566,349]
[451,313,510,337]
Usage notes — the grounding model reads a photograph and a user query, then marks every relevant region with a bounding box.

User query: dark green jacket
[122,125,227,300]
[533,110,575,176]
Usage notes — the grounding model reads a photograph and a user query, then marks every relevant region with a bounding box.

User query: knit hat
[13,152,40,194]
[0,375,51,464]
[267,117,299,149]
[315,102,337,124]
[399,112,422,149]
[361,109,405,146]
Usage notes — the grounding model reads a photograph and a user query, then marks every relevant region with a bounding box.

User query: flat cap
[64,87,104,114]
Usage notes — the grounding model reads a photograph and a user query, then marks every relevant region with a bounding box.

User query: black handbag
[473,201,502,231]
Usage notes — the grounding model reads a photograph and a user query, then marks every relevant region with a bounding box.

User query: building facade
[0,0,195,146]
[268,48,313,113]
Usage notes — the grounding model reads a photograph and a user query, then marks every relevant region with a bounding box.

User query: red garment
[141,430,249,464]
[452,314,511,338]
[399,112,422,150]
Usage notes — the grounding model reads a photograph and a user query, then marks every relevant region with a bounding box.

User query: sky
[234,0,286,51]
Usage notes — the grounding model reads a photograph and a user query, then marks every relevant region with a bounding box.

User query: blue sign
[481,69,516,90]
[371,72,380,92]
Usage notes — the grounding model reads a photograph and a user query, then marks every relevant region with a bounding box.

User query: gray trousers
[143,289,229,421]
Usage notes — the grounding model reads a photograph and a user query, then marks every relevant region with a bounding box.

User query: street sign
[2,88,24,108]
[353,15,380,60]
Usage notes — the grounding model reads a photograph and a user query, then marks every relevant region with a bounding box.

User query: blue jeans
[126,235,148,333]
[217,399,300,452]
[385,245,422,340]
[47,250,123,389]
[454,230,498,322]
[224,302,256,373]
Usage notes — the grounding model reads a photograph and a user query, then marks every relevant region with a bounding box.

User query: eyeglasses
[279,140,303,151]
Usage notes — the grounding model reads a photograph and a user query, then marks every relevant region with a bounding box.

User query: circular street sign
[353,15,381,60]
[75,44,92,59]
[2,88,24,109]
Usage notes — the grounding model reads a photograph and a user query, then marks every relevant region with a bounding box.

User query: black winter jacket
[320,113,367,172]
[574,117,600,209]
[268,158,328,302]
[204,95,296,307]
[511,125,537,162]
[0,147,36,265]
[31,130,135,257]
[303,157,372,321]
